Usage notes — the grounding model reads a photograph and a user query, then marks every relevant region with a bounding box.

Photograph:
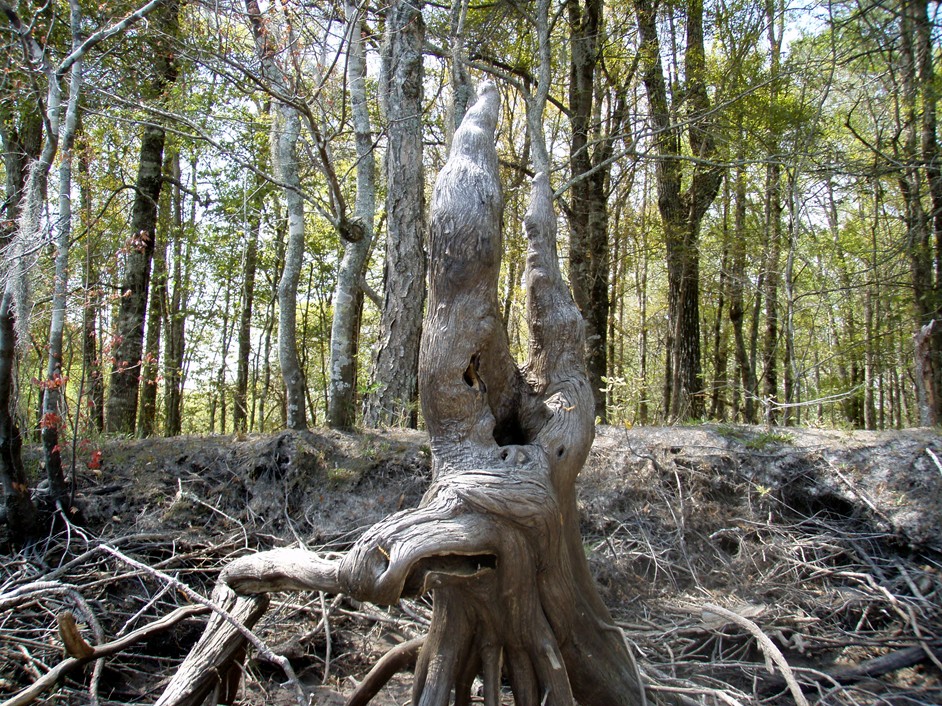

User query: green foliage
[1,0,933,442]
[715,424,794,449]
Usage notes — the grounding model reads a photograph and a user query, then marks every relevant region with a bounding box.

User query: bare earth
[1,424,940,705]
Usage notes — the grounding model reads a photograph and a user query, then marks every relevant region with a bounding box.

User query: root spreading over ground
[1,424,940,705]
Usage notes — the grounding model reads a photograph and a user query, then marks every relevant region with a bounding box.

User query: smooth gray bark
[246,0,308,431]
[41,2,83,506]
[272,101,308,431]
[327,2,375,430]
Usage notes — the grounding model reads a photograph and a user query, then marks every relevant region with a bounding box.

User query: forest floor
[1,424,941,705]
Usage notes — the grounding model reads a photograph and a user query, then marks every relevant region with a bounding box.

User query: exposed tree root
[347,637,424,706]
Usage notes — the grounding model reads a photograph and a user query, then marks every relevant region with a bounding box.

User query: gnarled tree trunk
[155,84,649,706]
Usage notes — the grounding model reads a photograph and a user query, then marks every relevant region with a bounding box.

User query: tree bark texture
[635,0,723,422]
[0,108,42,245]
[728,152,757,422]
[566,0,615,424]
[79,139,105,433]
[899,0,942,425]
[137,213,167,437]
[139,146,175,436]
[328,2,375,431]
[105,0,178,435]
[363,0,427,428]
[41,25,83,508]
[234,179,262,433]
[761,2,784,424]
[106,123,166,435]
[272,102,308,431]
[0,283,38,545]
[0,44,42,543]
[163,153,187,437]
[157,84,650,706]
[245,0,308,431]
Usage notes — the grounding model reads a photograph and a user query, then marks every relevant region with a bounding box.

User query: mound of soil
[2,425,940,705]
[68,428,433,545]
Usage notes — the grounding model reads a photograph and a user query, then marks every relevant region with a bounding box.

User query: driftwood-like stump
[155,83,648,706]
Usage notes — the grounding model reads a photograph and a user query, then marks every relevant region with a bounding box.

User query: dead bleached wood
[154,82,650,706]
[152,585,269,706]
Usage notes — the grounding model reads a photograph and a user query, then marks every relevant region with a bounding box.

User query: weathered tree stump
[155,83,648,706]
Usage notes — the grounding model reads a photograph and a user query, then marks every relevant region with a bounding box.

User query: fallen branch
[152,584,270,706]
[153,546,343,706]
[701,603,809,706]
[0,604,207,706]
[826,640,942,683]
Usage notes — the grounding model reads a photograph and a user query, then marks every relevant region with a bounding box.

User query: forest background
[2,0,942,527]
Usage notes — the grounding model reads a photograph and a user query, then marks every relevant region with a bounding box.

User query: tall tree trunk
[446,0,472,146]
[635,0,723,421]
[363,0,427,428]
[865,180,883,429]
[899,0,942,425]
[728,120,759,424]
[760,0,784,425]
[234,178,263,433]
[0,18,44,544]
[138,158,171,437]
[0,284,39,545]
[273,100,307,431]
[106,0,179,434]
[635,226,650,425]
[826,178,865,426]
[41,17,84,510]
[107,123,166,434]
[0,109,42,245]
[327,2,375,430]
[245,0,308,431]
[163,152,188,436]
[783,170,799,426]
[78,135,104,433]
[761,167,781,425]
[567,0,610,423]
[216,277,235,433]
[710,241,730,420]
[258,212,286,433]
